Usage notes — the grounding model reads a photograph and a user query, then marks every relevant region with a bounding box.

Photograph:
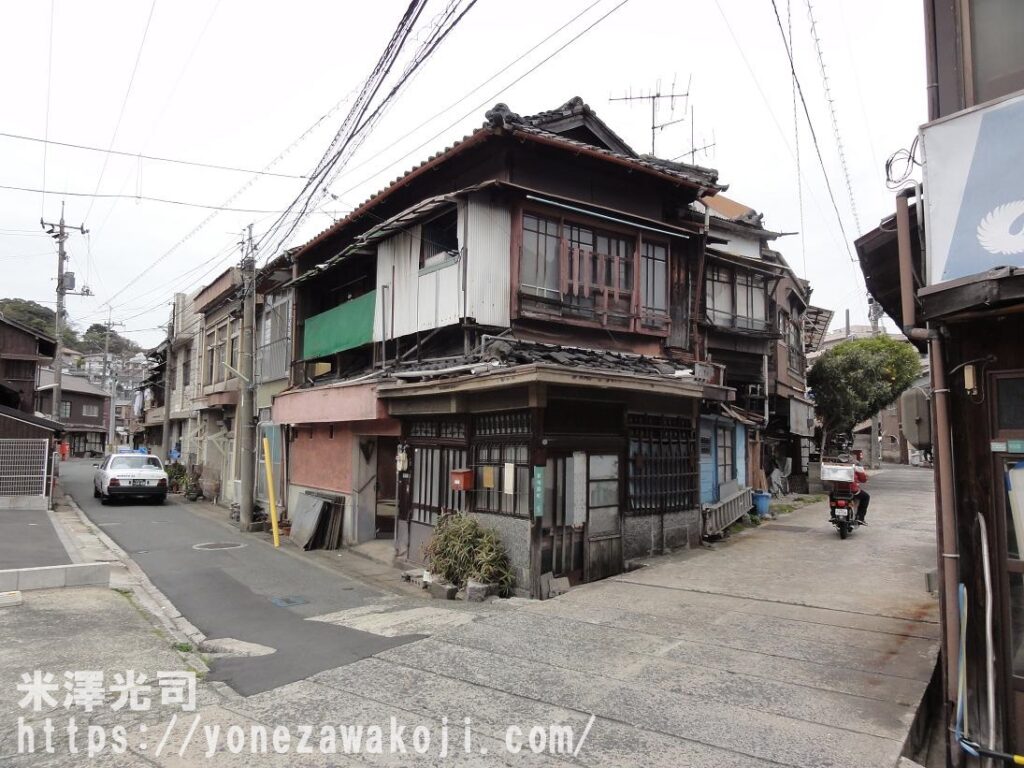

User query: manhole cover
[271,595,308,607]
[193,542,246,551]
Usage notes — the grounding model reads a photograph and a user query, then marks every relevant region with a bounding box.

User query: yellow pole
[262,436,281,547]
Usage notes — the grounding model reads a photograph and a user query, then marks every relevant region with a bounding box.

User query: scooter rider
[851,464,870,524]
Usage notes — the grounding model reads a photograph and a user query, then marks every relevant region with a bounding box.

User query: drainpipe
[931,331,961,740]
[897,185,961,748]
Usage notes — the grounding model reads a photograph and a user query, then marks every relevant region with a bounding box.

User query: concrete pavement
[58,459,421,696]
[0,508,70,570]
[2,460,937,766]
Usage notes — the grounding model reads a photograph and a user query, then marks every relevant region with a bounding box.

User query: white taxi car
[93,453,168,505]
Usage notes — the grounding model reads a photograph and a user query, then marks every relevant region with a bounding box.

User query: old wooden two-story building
[0,314,60,440]
[265,98,827,596]
[36,369,109,456]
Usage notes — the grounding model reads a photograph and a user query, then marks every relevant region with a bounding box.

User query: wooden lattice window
[627,413,697,514]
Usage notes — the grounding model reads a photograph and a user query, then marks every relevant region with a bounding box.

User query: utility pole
[41,202,89,422]
[238,225,257,531]
[103,308,125,452]
[160,304,175,462]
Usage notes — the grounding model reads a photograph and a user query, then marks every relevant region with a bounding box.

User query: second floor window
[420,208,459,269]
[521,214,561,299]
[706,265,768,330]
[82,404,99,418]
[182,351,191,387]
[204,331,215,385]
[641,242,668,315]
[60,400,71,419]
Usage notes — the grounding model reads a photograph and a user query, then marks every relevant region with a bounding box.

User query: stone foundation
[623,509,701,561]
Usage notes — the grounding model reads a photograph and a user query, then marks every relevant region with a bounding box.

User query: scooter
[828,482,862,540]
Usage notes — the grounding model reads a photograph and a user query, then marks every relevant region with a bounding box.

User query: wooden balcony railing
[521,245,669,333]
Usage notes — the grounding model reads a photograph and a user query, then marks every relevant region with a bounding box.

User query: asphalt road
[58,459,417,695]
[0,508,70,570]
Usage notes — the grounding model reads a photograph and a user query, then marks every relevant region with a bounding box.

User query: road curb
[57,491,211,674]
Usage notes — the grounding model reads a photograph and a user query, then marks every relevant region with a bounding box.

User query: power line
[94,85,362,310]
[83,0,157,224]
[768,0,855,262]
[712,0,853,270]
[41,0,55,217]
[317,0,607,199]
[804,0,861,233]
[0,131,309,180]
[329,0,632,208]
[787,0,806,277]
[255,0,443,260]
[0,183,288,213]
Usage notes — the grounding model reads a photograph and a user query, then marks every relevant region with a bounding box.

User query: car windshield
[109,456,162,470]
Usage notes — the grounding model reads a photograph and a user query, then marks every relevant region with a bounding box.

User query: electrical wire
[885,136,920,190]
[320,0,607,198]
[0,183,290,214]
[0,131,308,180]
[83,0,158,224]
[328,0,632,210]
[786,0,807,278]
[41,0,55,217]
[804,0,861,233]
[255,0,440,260]
[768,0,856,262]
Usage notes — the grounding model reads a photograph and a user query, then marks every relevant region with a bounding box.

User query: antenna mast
[609,75,690,155]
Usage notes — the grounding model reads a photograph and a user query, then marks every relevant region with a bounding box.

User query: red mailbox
[450,468,474,492]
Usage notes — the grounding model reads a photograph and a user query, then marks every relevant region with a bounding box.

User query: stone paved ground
[0,464,937,767]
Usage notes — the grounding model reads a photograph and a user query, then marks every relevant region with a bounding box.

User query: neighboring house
[166,292,201,465]
[36,369,109,456]
[0,313,61,444]
[192,267,245,504]
[270,97,822,596]
[695,195,830,501]
[254,253,293,516]
[0,313,56,413]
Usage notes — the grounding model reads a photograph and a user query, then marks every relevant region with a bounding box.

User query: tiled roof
[520,95,638,158]
[292,100,725,263]
[37,369,110,397]
[390,337,693,381]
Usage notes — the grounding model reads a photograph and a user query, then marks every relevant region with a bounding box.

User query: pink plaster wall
[289,423,354,493]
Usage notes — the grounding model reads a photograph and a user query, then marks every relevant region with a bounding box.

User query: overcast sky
[0,0,926,349]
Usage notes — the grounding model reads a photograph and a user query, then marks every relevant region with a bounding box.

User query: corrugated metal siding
[374,228,420,341]
[465,194,511,327]
[372,196,511,341]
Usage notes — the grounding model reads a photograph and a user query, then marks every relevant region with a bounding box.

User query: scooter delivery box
[820,463,856,482]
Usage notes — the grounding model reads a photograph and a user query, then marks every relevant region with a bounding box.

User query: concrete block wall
[623,510,701,561]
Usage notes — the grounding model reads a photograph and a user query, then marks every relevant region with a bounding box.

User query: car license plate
[131,479,148,487]
[834,508,848,518]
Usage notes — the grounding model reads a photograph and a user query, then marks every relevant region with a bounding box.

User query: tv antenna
[609,75,691,156]
[673,105,717,165]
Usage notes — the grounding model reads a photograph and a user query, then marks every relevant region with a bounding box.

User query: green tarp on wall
[302,290,376,359]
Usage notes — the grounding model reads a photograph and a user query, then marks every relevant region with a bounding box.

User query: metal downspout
[898,187,961,759]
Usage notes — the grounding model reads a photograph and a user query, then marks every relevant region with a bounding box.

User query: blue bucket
[753,491,771,518]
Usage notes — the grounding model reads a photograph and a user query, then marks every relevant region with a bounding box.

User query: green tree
[80,323,140,356]
[808,335,921,447]
[0,297,81,347]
